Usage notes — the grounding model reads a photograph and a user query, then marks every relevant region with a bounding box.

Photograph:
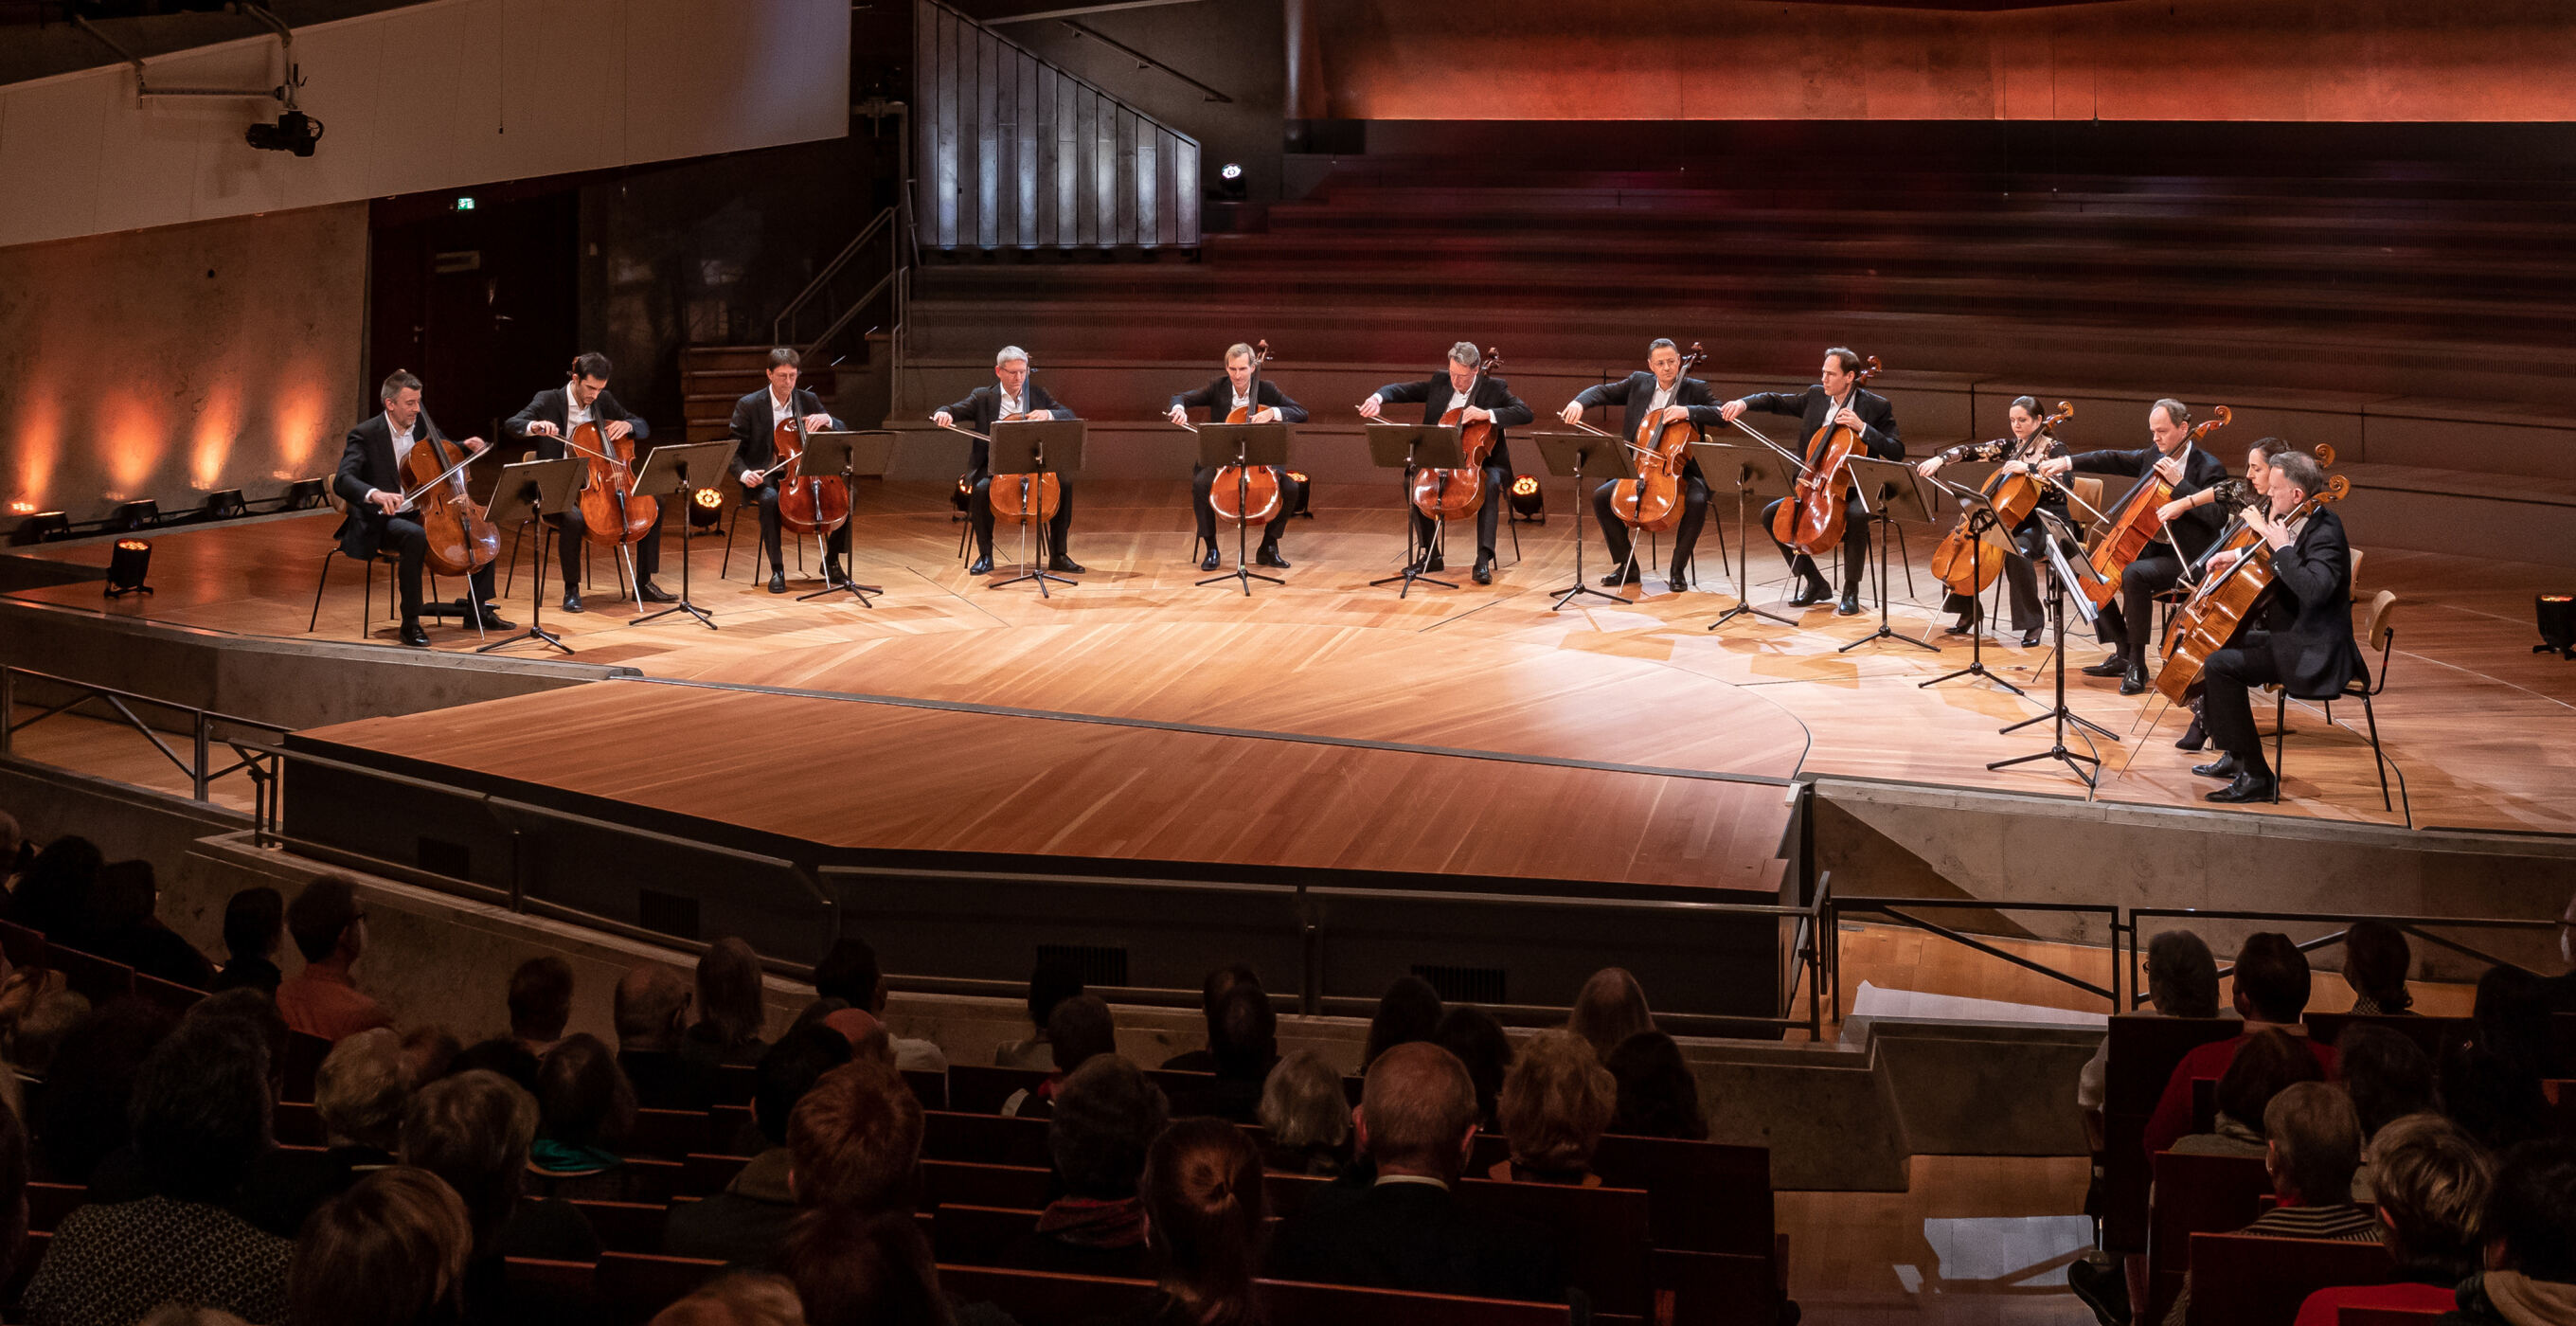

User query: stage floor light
[689,485,725,529]
[1509,475,1545,521]
[204,489,249,519]
[9,512,69,546]
[106,539,153,599]
[279,478,328,511]
[107,499,162,532]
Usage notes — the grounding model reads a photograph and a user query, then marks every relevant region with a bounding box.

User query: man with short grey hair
[331,370,510,646]
[935,348,1083,577]
[2039,399,2228,694]
[1358,343,1532,585]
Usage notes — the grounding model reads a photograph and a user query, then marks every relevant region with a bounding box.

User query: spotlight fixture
[203,489,249,520]
[9,512,69,547]
[279,477,328,511]
[107,499,162,532]
[1285,471,1313,518]
[1509,475,1545,522]
[105,539,153,599]
[952,474,973,517]
[689,485,725,530]
[1217,161,1247,201]
[2540,594,2576,659]
[244,109,325,157]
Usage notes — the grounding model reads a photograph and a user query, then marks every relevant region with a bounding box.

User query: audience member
[2442,1038,2552,1156]
[2170,1028,2325,1158]
[2475,966,2559,1079]
[0,1086,29,1290]
[276,876,395,1043]
[665,1025,853,1264]
[2340,1024,2440,1200]
[1107,1118,1267,1326]
[1160,965,1260,1073]
[1257,1050,1352,1176]
[1490,1029,1617,1185]
[401,1067,601,1318]
[0,811,19,885]
[1607,1030,1709,1140]
[812,937,946,1073]
[785,1059,924,1218]
[2141,932,2334,1157]
[246,1026,408,1235]
[80,859,216,990]
[1003,993,1116,1120]
[38,997,175,1182]
[402,1025,461,1085]
[995,954,1084,1070]
[616,962,715,1111]
[778,1206,950,1326]
[507,956,574,1056]
[1434,1005,1512,1129]
[2342,921,2416,1015]
[528,1032,640,1202]
[0,966,84,1074]
[10,834,103,939]
[447,1037,540,1093]
[287,1166,474,1326]
[23,1016,292,1326]
[2160,1082,2374,1326]
[1269,1041,1564,1302]
[686,937,771,1069]
[2080,931,2223,1113]
[2295,1114,2492,1326]
[1362,975,1443,1068]
[1568,967,1655,1061]
[821,1008,894,1065]
[2441,1138,2576,1326]
[650,1273,810,1326]
[1164,980,1279,1122]
[1006,1056,1168,1278]
[136,1307,252,1326]
[210,887,286,996]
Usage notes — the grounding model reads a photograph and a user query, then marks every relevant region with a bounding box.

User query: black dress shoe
[1601,568,1641,586]
[1473,560,1494,585]
[636,581,677,604]
[1048,555,1085,574]
[822,559,848,586]
[398,619,430,648]
[2174,713,2208,751]
[2120,659,2150,695]
[1836,589,1861,616]
[1787,579,1830,607]
[475,608,513,630]
[1257,547,1290,569]
[2020,627,2043,648]
[2192,753,2241,779]
[1416,554,1445,574]
[1669,564,1691,590]
[768,570,788,593]
[562,592,584,615]
[1944,614,1977,636]
[1200,549,1222,571]
[2080,657,2128,678]
[967,555,993,576]
[2207,770,2279,804]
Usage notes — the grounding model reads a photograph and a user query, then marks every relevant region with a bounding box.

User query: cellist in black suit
[332,369,510,648]
[1167,343,1309,570]
[504,351,670,613]
[727,348,849,594]
[2186,450,2365,803]
[1560,338,1726,589]
[934,346,1083,577]
[1357,341,1533,585]
[1722,348,1905,616]
[2037,398,2229,694]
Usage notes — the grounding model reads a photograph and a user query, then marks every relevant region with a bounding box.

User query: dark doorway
[368,187,580,443]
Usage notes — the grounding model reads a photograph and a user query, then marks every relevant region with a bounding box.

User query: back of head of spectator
[133,1014,273,1203]
[757,1026,854,1149]
[1026,956,1085,1038]
[222,887,284,968]
[1364,976,1444,1067]
[1434,1005,1511,1128]
[778,1205,949,1326]
[696,938,768,1054]
[0,967,72,1058]
[820,1008,893,1065]
[1142,1118,1266,1326]
[1047,993,1118,1077]
[10,982,85,1076]
[13,834,103,936]
[1357,1041,1479,1183]
[2146,930,2222,1017]
[2442,1038,2551,1154]
[1498,1029,1617,1177]
[288,875,367,969]
[402,1026,460,1086]
[812,938,884,1012]
[84,858,159,941]
[401,1068,540,1249]
[2336,1023,2437,1141]
[2264,1081,2363,1207]
[446,1037,540,1094]
[287,1166,473,1326]
[2369,1113,2492,1277]
[40,996,175,1180]
[316,1026,410,1151]
[2342,921,2415,1014]
[1568,967,1654,1061]
[787,1059,922,1212]
[1259,1050,1351,1157]
[535,1032,635,1153]
[651,1272,810,1326]
[188,987,289,1088]
[1207,980,1278,1082]
[2216,1027,2326,1135]
[2231,932,2312,1025]
[614,964,692,1053]
[1607,1030,1708,1140]
[2476,965,2555,1076]
[508,956,574,1047]
[1049,1055,1167,1201]
[2487,1138,2576,1283]
[0,811,17,873]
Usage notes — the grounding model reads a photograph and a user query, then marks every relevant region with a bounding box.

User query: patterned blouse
[21,1194,295,1326]
[1932,433,2069,528]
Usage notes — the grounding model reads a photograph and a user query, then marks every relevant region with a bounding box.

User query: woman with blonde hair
[1489,1030,1617,1186]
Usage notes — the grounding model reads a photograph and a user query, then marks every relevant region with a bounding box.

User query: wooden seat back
[712,1061,758,1106]
[1464,1178,1651,1318]
[597,1251,725,1325]
[923,1157,1054,1212]
[130,973,205,1017]
[1652,1247,1780,1326]
[564,1198,670,1254]
[624,1106,713,1160]
[904,1067,950,1111]
[45,946,133,1009]
[2305,1012,2471,1062]
[949,1065,1052,1114]
[282,1030,333,1103]
[26,1182,83,1234]
[2146,1151,2275,1326]
[275,1099,325,1147]
[678,1152,753,1198]
[2103,1015,2244,1251]
[0,921,45,970]
[931,1202,1043,1266]
[2185,1232,2392,1326]
[924,1109,1053,1168]
[935,1263,1576,1326]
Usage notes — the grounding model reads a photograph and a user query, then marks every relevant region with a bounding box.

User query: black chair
[2271,588,2397,809]
[308,541,423,636]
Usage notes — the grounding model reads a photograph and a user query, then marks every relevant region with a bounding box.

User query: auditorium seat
[597,1251,726,1324]
[947,1064,1050,1114]
[129,973,204,1018]
[711,1062,757,1106]
[564,1198,670,1255]
[275,1100,324,1147]
[25,1182,82,1235]
[1262,1171,1652,1318]
[677,1152,751,1198]
[2187,1232,2392,1326]
[281,1030,332,1103]
[2338,1306,2449,1326]
[930,1202,1043,1267]
[44,945,132,1008]
[904,1067,950,1111]
[0,921,45,970]
[922,1157,1055,1212]
[935,1263,1577,1326]
[625,1107,715,1160]
[2103,1014,2246,1254]
[1653,1247,1783,1326]
[1469,1131,1776,1257]
[923,1109,1053,1168]
[2304,1012,2471,1062]
[2146,1152,2277,1326]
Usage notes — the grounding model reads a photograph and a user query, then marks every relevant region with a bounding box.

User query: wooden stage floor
[17,479,2576,839]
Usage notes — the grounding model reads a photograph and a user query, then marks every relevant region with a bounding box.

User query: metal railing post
[192,713,210,800]
[0,668,12,758]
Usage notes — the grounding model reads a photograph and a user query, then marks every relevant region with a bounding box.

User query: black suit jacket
[332,411,465,559]
[2067,442,2229,559]
[505,386,652,461]
[725,387,845,480]
[1170,376,1308,423]
[1738,385,1905,478]
[938,384,1078,475]
[1269,1178,1564,1303]
[2246,507,2367,698]
[1372,374,1534,475]
[1576,371,1729,480]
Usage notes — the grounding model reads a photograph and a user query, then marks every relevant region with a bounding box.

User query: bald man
[614,963,715,1111]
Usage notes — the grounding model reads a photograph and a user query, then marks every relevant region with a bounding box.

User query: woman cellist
[2037,398,2230,694]
[1915,396,2068,648]
[1721,348,1904,617]
[1167,342,1308,571]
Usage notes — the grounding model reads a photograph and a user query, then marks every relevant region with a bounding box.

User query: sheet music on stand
[1530,430,1635,610]
[1192,422,1295,595]
[1691,440,1799,630]
[627,439,740,632]
[1363,423,1465,596]
[986,420,1085,595]
[792,430,896,603]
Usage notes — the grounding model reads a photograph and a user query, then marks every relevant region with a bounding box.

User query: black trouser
[1762,495,1869,595]
[385,517,497,621]
[2200,639,2280,776]
[1593,474,1712,579]
[555,501,667,590]
[1407,463,1507,564]
[2092,547,2186,664]
[971,473,1075,562]
[1192,464,1303,556]
[742,481,851,576]
[1941,520,2048,631]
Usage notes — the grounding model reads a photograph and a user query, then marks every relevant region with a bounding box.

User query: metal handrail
[2125,905,2560,1010]
[770,203,913,385]
[773,206,900,344]
[0,665,286,815]
[1829,894,2126,1023]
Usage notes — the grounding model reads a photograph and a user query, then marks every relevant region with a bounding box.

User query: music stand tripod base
[1919,509,2025,697]
[477,456,582,655]
[628,441,739,633]
[1194,422,1292,596]
[1834,471,1940,654]
[1527,430,1626,611]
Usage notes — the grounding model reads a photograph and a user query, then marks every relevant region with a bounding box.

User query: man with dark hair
[80,859,216,990]
[613,963,712,1111]
[1359,342,1533,585]
[664,1025,853,1264]
[2038,399,2230,694]
[1269,1041,1563,1302]
[509,956,575,1056]
[1160,964,1261,1073]
[1165,980,1280,1123]
[211,886,286,995]
[995,955,1085,1070]
[275,875,395,1043]
[812,936,945,1072]
[1005,1056,1169,1278]
[2440,1138,2576,1326]
[728,347,852,594]
[332,368,510,647]
[505,350,672,612]
[934,346,1083,578]
[1723,347,1905,617]
[2143,932,2335,1158]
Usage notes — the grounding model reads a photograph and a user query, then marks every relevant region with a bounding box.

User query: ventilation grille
[1038,943,1128,989]
[637,889,702,941]
[1413,963,1506,1005]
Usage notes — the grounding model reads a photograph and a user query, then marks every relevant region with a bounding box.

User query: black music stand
[1918,478,2026,696]
[475,457,582,655]
[1698,443,1800,631]
[1531,431,1633,611]
[628,439,737,632]
[1990,509,2121,787]
[1364,423,1465,596]
[1194,422,1293,595]
[795,430,893,605]
[1837,456,1941,654]
[988,419,1083,596]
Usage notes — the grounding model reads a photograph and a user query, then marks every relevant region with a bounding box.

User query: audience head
[2342,921,2414,1013]
[287,1166,474,1326]
[508,956,575,1045]
[1046,993,1118,1076]
[1569,967,1655,1060]
[1258,1050,1351,1156]
[446,1037,540,1094]
[615,964,693,1053]
[1026,955,1085,1034]
[813,938,885,1012]
[1195,963,1259,1037]
[1207,979,1278,1081]
[2215,1027,2325,1134]
[2144,930,2222,1017]
[402,1025,460,1086]
[1048,1055,1168,1201]
[187,987,290,1086]
[1141,1118,1266,1326]
[1498,1029,1618,1174]
[787,1059,923,1212]
[2367,1113,2491,1276]
[0,811,16,871]
[1433,1005,1512,1127]
[2475,965,2555,1076]
[40,997,175,1179]
[820,1008,893,1065]
[140,1307,253,1326]
[221,886,285,965]
[778,1206,950,1326]
[88,858,159,936]
[650,1274,810,1326]
[757,1026,855,1148]
[1364,976,1444,1066]
[2336,1023,2438,1141]
[0,967,82,1072]
[133,1012,274,1202]
[2487,1138,2576,1283]
[534,1032,635,1152]
[2230,932,2312,1024]
[2441,1038,2550,1154]
[315,1026,411,1151]
[1607,1030,1709,1140]
[401,1068,540,1247]
[696,938,768,1052]
[1357,1041,1479,1182]
[2263,1081,2362,1207]
[15,835,104,931]
[287,875,367,967]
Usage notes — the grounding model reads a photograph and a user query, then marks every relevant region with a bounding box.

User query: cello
[1409,349,1503,521]
[2075,405,2231,612]
[750,414,850,539]
[2186,442,2336,582]
[563,420,658,547]
[1604,342,1707,533]
[2153,471,2352,706]
[1193,339,1283,528]
[933,415,1059,528]
[397,414,501,579]
[1770,354,1883,556]
[1928,401,2074,598]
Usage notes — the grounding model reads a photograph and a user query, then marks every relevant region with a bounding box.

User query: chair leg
[1891,522,1913,598]
[505,523,523,597]
[2362,693,2392,812]
[1507,511,1520,563]
[310,551,334,633]
[2272,690,2288,803]
[722,508,738,580]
